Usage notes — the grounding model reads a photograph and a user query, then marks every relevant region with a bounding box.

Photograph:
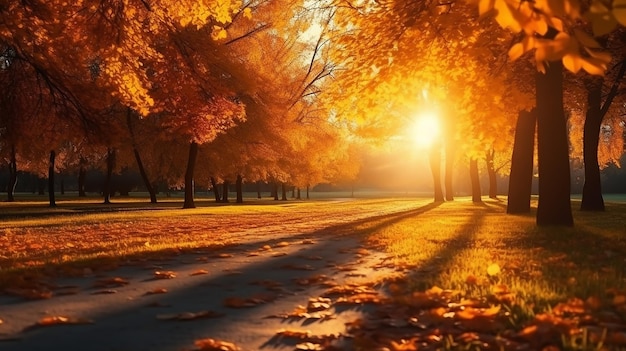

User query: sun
[408,112,441,148]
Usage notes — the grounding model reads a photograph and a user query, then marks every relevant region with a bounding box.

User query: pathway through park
[0,198,432,351]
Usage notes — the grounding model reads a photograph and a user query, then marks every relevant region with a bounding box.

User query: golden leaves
[194,338,240,351]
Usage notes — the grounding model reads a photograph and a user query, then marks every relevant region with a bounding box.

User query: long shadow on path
[0,201,442,351]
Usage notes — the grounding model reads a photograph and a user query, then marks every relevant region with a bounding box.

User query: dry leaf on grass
[275,241,290,247]
[194,338,239,350]
[271,252,287,257]
[157,310,224,321]
[301,239,315,245]
[154,271,176,279]
[296,342,324,350]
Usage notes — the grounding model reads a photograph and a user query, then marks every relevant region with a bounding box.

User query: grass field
[2,195,626,349]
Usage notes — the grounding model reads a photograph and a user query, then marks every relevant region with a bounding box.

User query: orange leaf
[190,269,209,276]
[194,338,239,350]
[154,271,176,279]
[145,288,168,295]
[37,316,93,326]
[94,277,129,288]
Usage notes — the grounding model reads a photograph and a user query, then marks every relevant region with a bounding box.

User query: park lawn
[2,197,626,349]
[358,199,626,350]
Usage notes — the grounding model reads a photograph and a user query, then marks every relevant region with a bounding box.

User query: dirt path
[0,199,430,351]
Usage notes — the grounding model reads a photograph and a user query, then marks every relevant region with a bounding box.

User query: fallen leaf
[275,241,290,247]
[145,288,168,295]
[214,253,233,258]
[223,293,276,308]
[487,263,500,276]
[301,239,315,245]
[194,338,240,350]
[271,252,287,257]
[35,316,93,327]
[190,269,209,276]
[154,271,176,279]
[296,342,324,350]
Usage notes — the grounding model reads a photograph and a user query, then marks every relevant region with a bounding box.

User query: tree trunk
[236,174,243,203]
[272,182,279,201]
[297,188,301,200]
[581,77,605,211]
[210,177,221,202]
[469,158,482,203]
[444,139,455,201]
[221,181,230,203]
[291,186,296,198]
[183,142,198,209]
[507,110,536,214]
[281,182,287,201]
[429,143,445,202]
[7,144,17,202]
[48,150,56,207]
[256,181,262,199]
[78,163,87,197]
[485,149,497,199]
[60,176,64,195]
[536,59,573,226]
[127,108,157,203]
[103,148,115,204]
[306,185,310,199]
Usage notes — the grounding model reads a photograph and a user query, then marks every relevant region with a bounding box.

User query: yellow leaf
[563,54,582,73]
[487,263,500,276]
[479,0,496,15]
[508,42,525,61]
[211,26,228,41]
[582,58,606,75]
[243,7,252,20]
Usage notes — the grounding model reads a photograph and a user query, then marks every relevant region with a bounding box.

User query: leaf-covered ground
[1,197,626,350]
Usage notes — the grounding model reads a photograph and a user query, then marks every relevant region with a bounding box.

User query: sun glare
[408,112,440,148]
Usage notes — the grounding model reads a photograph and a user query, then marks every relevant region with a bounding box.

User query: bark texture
[507,110,536,214]
[183,142,198,209]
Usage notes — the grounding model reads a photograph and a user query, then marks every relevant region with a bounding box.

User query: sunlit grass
[365,198,626,325]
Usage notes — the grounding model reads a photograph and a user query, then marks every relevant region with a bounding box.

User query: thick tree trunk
[210,177,221,202]
[60,176,64,195]
[7,144,17,202]
[507,110,536,214]
[291,186,296,198]
[581,77,605,211]
[236,175,243,203]
[272,182,279,201]
[256,181,262,199]
[485,149,498,199]
[183,142,198,209]
[306,185,310,199]
[103,148,115,204]
[127,109,157,203]
[429,143,445,202]
[221,181,230,203]
[469,158,482,203]
[297,188,301,200]
[78,163,87,197]
[281,182,287,201]
[48,150,56,207]
[536,60,573,226]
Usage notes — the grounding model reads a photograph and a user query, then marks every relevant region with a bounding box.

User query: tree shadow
[0,201,444,351]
